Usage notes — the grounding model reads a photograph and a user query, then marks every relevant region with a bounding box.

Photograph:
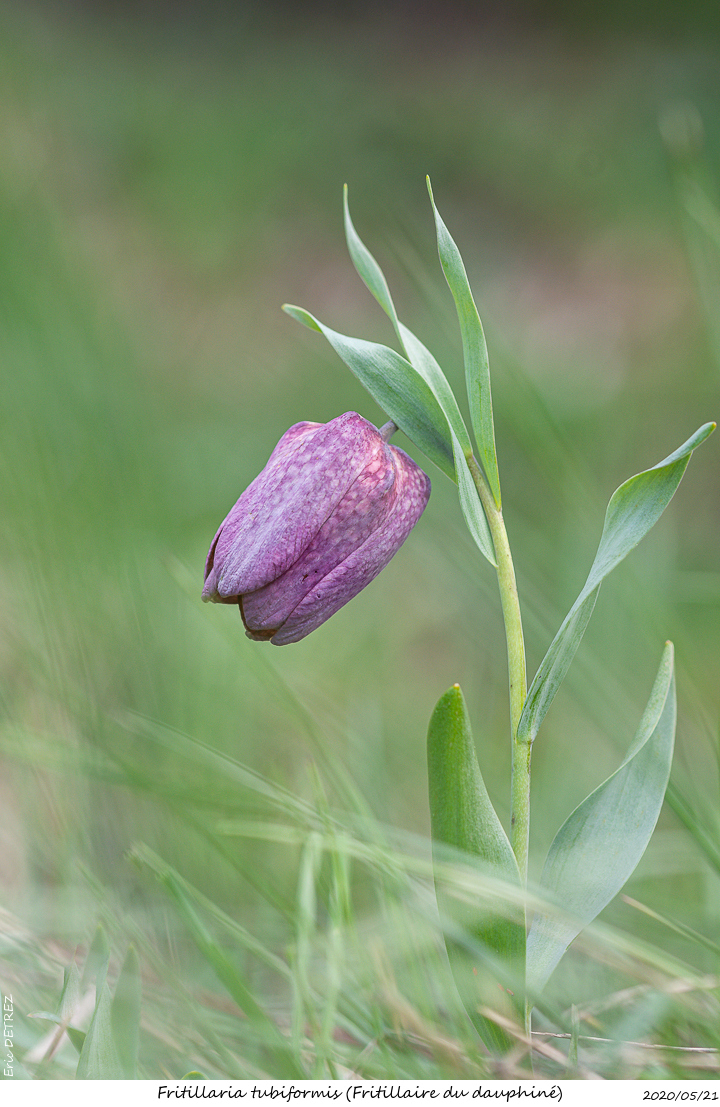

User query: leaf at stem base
[427,683,525,1052]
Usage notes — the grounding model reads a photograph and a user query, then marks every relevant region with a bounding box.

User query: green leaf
[395,321,495,565]
[111,945,141,1079]
[283,304,455,479]
[343,186,472,453]
[427,684,525,1053]
[585,423,714,590]
[518,423,715,747]
[518,584,601,748]
[451,430,496,565]
[342,184,402,336]
[526,643,676,998]
[76,984,123,1080]
[399,325,469,449]
[427,178,501,505]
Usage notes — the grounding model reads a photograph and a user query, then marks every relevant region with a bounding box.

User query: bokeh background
[1,0,719,1079]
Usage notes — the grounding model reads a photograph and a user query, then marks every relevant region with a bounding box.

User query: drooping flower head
[202,412,430,644]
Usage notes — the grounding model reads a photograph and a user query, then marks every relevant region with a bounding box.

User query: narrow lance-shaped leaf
[343,185,472,453]
[405,331,495,563]
[427,177,501,505]
[428,684,524,1053]
[398,323,470,448]
[518,422,715,748]
[397,317,495,563]
[283,304,455,479]
[451,429,496,565]
[342,184,401,335]
[526,643,676,998]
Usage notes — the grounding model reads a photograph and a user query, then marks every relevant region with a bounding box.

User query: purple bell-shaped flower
[202,412,431,644]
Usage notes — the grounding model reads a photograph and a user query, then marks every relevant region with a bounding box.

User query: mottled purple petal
[269,445,430,644]
[203,413,380,600]
[264,420,322,465]
[203,421,319,591]
[240,447,397,637]
[202,410,431,645]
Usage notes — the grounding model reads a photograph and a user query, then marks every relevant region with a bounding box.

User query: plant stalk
[467,455,530,885]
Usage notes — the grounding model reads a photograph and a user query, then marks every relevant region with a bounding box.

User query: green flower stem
[467,455,530,884]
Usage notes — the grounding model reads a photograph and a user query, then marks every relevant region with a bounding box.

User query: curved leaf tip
[282,304,322,332]
[653,421,715,468]
[425,176,501,506]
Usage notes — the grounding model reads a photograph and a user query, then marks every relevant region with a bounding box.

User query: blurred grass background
[1,0,719,1079]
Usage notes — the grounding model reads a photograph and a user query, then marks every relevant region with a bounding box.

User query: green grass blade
[138,848,292,979]
[291,832,322,1060]
[621,894,720,956]
[283,304,455,478]
[518,423,715,747]
[665,781,720,876]
[526,643,676,998]
[317,844,350,1079]
[133,846,305,1079]
[427,684,525,1052]
[120,711,322,826]
[427,177,501,505]
[110,945,141,1079]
